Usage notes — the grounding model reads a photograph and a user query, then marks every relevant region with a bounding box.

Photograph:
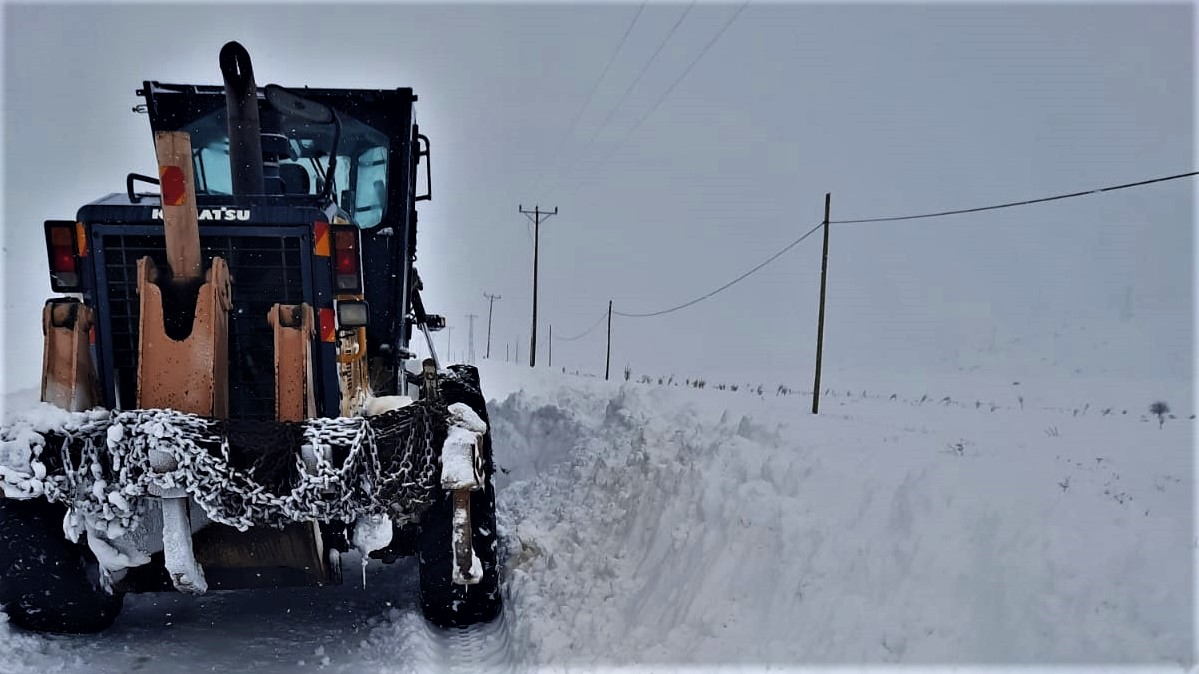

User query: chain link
[4,402,449,533]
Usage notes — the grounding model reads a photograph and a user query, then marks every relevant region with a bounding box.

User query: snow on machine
[0,42,500,633]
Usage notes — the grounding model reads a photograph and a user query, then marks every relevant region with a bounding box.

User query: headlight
[336,300,369,328]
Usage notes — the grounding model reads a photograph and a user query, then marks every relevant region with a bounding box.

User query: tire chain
[6,402,448,534]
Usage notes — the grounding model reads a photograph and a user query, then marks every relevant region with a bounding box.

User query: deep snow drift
[486,363,1192,667]
[0,362,1192,672]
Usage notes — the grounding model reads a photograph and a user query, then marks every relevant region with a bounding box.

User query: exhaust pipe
[219,41,264,196]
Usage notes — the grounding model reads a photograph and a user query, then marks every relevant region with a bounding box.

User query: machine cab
[47,58,431,419]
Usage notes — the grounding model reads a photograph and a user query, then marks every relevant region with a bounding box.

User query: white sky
[2,2,1193,393]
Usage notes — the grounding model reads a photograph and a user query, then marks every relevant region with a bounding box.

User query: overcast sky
[2,2,1193,395]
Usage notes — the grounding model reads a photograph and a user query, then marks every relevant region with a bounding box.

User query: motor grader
[0,42,500,633]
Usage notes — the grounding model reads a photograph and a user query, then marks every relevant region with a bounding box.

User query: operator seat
[279,164,311,195]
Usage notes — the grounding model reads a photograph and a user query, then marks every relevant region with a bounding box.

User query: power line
[529,1,648,198]
[609,168,1197,319]
[587,1,694,147]
[555,310,610,341]
[540,1,696,201]
[585,1,750,180]
[830,171,1199,225]
[615,221,824,318]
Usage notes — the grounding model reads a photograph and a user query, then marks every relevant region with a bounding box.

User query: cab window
[184,105,390,228]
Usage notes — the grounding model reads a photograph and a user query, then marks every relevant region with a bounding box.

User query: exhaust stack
[219,41,264,196]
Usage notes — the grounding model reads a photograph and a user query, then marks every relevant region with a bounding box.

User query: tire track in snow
[402,609,518,674]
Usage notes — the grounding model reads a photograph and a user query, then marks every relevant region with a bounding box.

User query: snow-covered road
[0,363,1192,672]
[0,553,518,674]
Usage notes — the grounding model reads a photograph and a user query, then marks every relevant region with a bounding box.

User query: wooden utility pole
[465,314,478,365]
[605,300,613,381]
[519,204,558,367]
[812,192,831,414]
[548,324,552,368]
[483,292,501,359]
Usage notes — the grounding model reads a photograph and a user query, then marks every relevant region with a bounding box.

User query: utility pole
[465,314,478,365]
[506,343,510,362]
[483,292,501,358]
[548,324,552,368]
[605,300,613,381]
[812,192,831,414]
[519,204,558,368]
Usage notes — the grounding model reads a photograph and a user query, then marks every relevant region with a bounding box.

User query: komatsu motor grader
[0,42,500,633]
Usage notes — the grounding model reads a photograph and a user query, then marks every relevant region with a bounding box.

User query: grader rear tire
[0,499,124,634]
[417,365,502,628]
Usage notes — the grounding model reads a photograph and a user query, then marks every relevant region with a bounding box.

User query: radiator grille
[100,233,306,420]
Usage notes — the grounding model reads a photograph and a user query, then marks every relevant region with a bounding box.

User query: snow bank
[480,362,1191,666]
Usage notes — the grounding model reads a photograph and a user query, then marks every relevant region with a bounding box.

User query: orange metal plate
[318,307,336,343]
[314,221,330,257]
